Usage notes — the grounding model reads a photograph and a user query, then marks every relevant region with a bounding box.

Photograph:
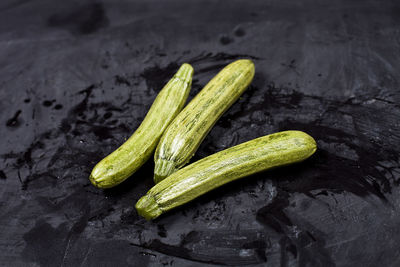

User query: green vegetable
[136,130,317,220]
[89,63,193,188]
[154,59,255,183]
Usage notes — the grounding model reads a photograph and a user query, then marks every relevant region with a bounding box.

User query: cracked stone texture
[1,0,400,266]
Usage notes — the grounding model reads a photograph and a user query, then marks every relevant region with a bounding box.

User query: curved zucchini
[154,59,255,183]
[89,63,193,188]
[136,130,317,220]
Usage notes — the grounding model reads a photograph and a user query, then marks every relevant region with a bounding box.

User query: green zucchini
[136,130,317,220]
[154,59,255,183]
[89,63,193,189]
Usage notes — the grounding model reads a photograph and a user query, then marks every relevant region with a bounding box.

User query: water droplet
[233,25,246,37]
[42,100,54,107]
[6,110,22,128]
[239,249,253,257]
[54,104,63,110]
[219,34,234,45]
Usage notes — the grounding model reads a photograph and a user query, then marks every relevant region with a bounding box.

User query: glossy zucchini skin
[154,59,255,183]
[136,130,317,220]
[89,63,193,189]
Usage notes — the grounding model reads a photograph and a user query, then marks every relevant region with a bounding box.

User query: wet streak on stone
[141,63,179,94]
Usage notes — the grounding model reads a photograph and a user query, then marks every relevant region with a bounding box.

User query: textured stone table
[1,0,400,266]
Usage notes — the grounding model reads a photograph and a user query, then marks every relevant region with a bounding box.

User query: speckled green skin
[136,130,317,220]
[89,64,193,189]
[154,59,255,183]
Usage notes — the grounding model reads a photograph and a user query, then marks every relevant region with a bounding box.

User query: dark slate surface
[1,0,400,266]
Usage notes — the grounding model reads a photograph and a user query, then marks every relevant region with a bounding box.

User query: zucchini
[89,63,193,188]
[136,130,317,220]
[154,59,255,183]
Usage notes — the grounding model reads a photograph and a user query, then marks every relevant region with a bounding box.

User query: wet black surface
[1,0,400,266]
